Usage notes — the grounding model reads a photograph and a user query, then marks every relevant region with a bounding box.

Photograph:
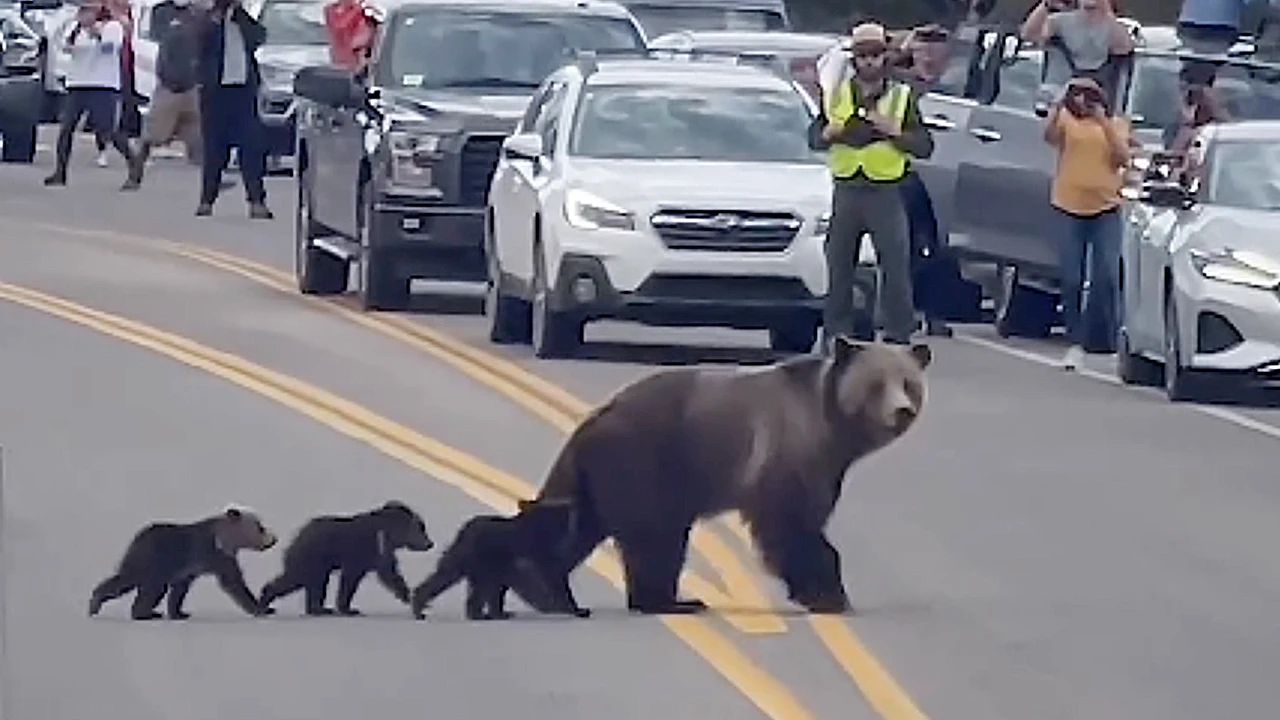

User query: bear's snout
[890,406,917,433]
[259,532,278,550]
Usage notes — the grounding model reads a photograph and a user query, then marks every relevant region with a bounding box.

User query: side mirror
[502,132,544,161]
[293,65,363,109]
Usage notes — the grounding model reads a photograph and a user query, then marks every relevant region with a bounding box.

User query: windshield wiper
[432,77,539,89]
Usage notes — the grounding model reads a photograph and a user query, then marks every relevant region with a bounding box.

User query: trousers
[825,178,915,344]
[200,84,266,205]
[1059,206,1122,350]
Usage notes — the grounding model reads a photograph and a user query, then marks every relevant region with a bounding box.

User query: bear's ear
[223,506,244,520]
[831,334,867,365]
[908,342,932,370]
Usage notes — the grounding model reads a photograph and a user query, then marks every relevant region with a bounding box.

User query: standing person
[1022,0,1133,106]
[1166,72,1228,153]
[125,0,204,189]
[106,0,141,141]
[1044,77,1130,370]
[194,0,272,218]
[44,0,137,187]
[811,22,935,348]
[323,0,377,73]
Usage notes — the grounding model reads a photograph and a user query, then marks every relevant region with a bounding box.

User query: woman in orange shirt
[1044,76,1130,370]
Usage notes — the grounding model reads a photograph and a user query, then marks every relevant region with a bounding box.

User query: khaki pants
[143,86,201,162]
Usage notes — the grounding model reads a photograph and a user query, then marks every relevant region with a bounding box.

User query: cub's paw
[573,608,592,619]
[131,611,164,621]
[168,610,192,621]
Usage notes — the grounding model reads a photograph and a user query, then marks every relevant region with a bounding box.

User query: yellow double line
[15,220,930,720]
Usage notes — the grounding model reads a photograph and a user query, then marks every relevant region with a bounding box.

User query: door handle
[969,127,1001,142]
[922,114,956,130]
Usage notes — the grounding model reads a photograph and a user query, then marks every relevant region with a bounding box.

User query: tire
[1162,294,1198,402]
[769,317,820,353]
[1,123,37,164]
[294,165,348,295]
[1116,325,1161,386]
[530,244,582,359]
[357,186,410,311]
[994,265,1056,338]
[484,215,532,344]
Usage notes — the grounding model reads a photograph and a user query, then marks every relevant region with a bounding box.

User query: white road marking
[954,330,1280,442]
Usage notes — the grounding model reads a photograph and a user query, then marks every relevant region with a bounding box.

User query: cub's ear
[909,342,932,370]
[223,505,244,520]
[831,334,868,365]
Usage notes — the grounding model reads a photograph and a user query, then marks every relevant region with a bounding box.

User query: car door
[491,79,558,285]
[1128,202,1179,349]
[505,78,569,285]
[952,47,1062,278]
[306,99,349,232]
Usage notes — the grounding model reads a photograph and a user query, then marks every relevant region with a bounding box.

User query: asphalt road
[3,134,1280,720]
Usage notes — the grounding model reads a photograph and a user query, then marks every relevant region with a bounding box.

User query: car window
[379,9,644,90]
[258,0,328,46]
[1204,140,1280,211]
[1128,54,1280,134]
[570,83,820,163]
[536,82,568,156]
[518,82,556,133]
[990,52,1044,112]
[624,4,785,38]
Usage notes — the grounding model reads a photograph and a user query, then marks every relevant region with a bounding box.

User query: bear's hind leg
[617,525,705,615]
[258,571,304,612]
[165,577,195,620]
[130,581,167,620]
[335,566,369,616]
[303,574,335,616]
[89,573,136,617]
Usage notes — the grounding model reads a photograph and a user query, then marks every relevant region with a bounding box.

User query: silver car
[1119,121,1280,401]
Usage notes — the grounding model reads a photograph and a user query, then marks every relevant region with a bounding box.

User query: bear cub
[88,505,278,620]
[259,500,435,616]
[410,498,590,621]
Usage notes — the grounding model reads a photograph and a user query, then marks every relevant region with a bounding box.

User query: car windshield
[1128,54,1280,132]
[1205,140,1280,211]
[383,10,644,90]
[625,3,785,37]
[570,83,820,163]
[258,0,328,46]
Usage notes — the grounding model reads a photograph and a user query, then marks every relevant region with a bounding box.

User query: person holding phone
[43,0,137,187]
[1044,76,1130,370]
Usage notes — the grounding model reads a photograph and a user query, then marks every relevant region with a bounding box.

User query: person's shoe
[95,151,109,168]
[925,317,954,337]
[120,175,140,191]
[43,172,66,186]
[195,202,213,216]
[1061,344,1084,371]
[248,203,273,220]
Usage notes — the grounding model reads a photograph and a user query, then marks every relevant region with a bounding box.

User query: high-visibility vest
[824,80,912,181]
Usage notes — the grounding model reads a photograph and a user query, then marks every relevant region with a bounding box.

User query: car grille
[458,135,505,207]
[649,209,802,252]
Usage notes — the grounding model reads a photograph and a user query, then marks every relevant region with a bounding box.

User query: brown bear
[88,505,278,620]
[512,337,931,615]
[258,501,436,616]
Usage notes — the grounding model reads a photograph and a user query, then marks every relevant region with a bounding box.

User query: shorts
[63,87,120,135]
[143,86,201,146]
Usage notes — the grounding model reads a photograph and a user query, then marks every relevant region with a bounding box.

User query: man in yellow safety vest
[812,22,935,348]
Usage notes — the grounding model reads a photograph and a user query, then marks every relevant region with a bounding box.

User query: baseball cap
[849,22,888,48]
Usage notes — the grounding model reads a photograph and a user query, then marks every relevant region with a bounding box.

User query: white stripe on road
[954,330,1280,443]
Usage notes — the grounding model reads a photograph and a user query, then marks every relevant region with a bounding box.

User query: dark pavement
[2,132,1280,719]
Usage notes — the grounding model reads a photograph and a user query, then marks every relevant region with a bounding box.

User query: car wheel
[769,316,820,354]
[294,165,348,295]
[1163,294,1197,402]
[357,185,410,311]
[1116,324,1161,386]
[484,216,532,344]
[994,265,1056,338]
[0,123,37,164]
[530,244,582,359]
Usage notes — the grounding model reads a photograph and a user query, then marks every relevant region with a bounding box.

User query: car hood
[1183,207,1280,260]
[564,158,832,216]
[258,44,329,92]
[386,88,532,128]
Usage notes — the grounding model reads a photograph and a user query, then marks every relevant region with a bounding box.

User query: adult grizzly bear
[518,337,931,615]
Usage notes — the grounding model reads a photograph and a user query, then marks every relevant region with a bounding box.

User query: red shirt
[324,0,375,69]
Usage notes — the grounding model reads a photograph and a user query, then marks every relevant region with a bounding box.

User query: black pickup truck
[290,0,646,310]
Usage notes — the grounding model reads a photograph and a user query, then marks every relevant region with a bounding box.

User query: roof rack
[570,47,791,80]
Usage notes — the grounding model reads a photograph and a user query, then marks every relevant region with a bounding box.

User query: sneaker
[248,203,273,220]
[120,177,140,191]
[95,151,108,168]
[1061,344,1084,371]
[43,172,66,186]
[195,203,213,216]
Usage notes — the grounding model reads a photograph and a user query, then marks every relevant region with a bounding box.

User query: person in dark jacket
[124,0,202,188]
[195,0,271,218]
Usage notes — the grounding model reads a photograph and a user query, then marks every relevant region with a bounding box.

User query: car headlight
[1189,248,1280,290]
[388,129,444,187]
[563,188,634,231]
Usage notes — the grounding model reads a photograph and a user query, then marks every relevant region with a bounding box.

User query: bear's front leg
[784,531,850,615]
[617,526,707,615]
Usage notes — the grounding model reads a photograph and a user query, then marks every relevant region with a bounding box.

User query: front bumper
[368,189,486,282]
[1175,262,1280,375]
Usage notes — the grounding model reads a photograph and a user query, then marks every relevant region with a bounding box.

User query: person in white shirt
[43,0,137,187]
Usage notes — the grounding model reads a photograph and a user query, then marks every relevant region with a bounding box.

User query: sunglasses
[851,46,886,59]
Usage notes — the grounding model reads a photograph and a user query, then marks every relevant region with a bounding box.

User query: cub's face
[830,338,931,446]
[377,501,435,551]
[218,505,278,552]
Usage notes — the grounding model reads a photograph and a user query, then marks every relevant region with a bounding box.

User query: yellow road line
[18,221,932,720]
[0,281,815,720]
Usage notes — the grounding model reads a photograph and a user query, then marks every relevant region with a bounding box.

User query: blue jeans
[1059,206,1121,349]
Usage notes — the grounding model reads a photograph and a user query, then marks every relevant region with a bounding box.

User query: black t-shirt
[154,3,201,93]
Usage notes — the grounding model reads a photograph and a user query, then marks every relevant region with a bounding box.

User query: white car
[1119,121,1280,401]
[485,49,870,358]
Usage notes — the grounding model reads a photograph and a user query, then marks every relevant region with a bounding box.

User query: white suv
[484,49,870,358]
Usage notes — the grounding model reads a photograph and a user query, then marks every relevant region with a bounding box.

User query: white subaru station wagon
[484,49,857,358]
